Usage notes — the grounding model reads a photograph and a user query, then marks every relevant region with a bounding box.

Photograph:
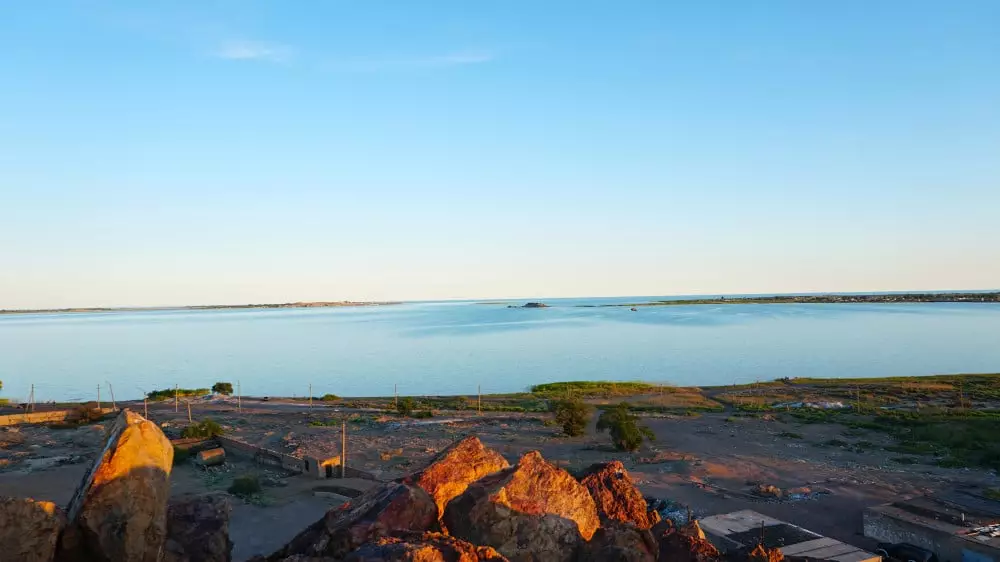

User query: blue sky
[2,1,999,308]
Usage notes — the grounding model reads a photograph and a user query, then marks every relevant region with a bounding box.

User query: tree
[397,397,415,416]
[212,382,234,396]
[597,402,655,451]
[552,396,591,436]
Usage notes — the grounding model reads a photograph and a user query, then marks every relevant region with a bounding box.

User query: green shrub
[320,394,340,401]
[412,410,434,419]
[228,474,262,497]
[551,397,591,437]
[173,447,192,465]
[181,418,224,438]
[824,439,849,447]
[597,402,655,451]
[397,397,415,416]
[212,382,233,395]
[985,488,1000,501]
[891,456,918,464]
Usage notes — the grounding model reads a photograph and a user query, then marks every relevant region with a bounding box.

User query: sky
[2,1,999,308]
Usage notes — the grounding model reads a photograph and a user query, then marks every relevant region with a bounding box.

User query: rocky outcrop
[745,544,785,562]
[401,436,510,519]
[0,497,67,562]
[579,521,658,562]
[163,494,233,562]
[656,521,721,562]
[443,451,600,562]
[344,532,508,561]
[268,482,437,560]
[62,409,174,562]
[579,461,657,529]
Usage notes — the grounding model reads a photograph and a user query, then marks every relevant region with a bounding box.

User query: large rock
[443,450,600,562]
[268,482,437,560]
[401,436,510,519]
[656,521,720,562]
[579,461,657,529]
[62,409,174,562]
[163,494,233,562]
[0,497,67,562]
[344,532,508,561]
[579,521,658,562]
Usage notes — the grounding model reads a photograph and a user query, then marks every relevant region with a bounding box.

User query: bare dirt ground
[3,395,998,561]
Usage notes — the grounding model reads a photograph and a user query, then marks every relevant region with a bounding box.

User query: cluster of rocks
[259,437,778,562]
[0,409,787,562]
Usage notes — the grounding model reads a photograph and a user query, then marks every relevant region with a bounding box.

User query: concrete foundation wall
[0,407,115,427]
[863,509,998,562]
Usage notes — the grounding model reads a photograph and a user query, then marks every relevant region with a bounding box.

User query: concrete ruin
[864,491,1000,562]
[699,509,878,562]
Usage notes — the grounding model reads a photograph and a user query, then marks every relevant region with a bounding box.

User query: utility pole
[237,381,242,413]
[28,384,35,413]
[187,400,192,423]
[144,396,148,418]
[341,421,347,479]
[309,383,313,409]
[478,384,482,416]
[107,382,116,411]
[97,385,101,410]
[174,384,179,413]
[394,384,398,410]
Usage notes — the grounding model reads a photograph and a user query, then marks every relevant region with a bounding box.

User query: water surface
[1,298,998,402]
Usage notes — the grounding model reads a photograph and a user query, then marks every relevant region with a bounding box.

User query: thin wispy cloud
[324,50,496,72]
[214,40,294,63]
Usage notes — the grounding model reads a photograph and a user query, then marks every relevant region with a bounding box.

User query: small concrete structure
[195,448,226,467]
[864,492,1000,562]
[699,509,878,562]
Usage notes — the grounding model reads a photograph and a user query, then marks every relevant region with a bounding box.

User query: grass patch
[530,381,663,397]
[320,394,339,401]
[891,456,918,465]
[147,388,209,402]
[985,488,1000,501]
[412,410,434,419]
[824,439,849,447]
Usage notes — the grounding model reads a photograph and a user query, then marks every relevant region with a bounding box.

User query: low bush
[173,446,192,465]
[181,418,224,438]
[412,410,434,419]
[597,402,655,451]
[396,397,415,416]
[320,394,340,401]
[551,396,591,437]
[228,474,262,497]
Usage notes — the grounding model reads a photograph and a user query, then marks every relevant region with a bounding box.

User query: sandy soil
[2,401,998,560]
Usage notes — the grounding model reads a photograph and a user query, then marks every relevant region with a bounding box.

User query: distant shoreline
[0,301,401,315]
[3,291,999,315]
[585,291,1000,308]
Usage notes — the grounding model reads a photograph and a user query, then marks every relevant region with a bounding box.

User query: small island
[507,302,550,309]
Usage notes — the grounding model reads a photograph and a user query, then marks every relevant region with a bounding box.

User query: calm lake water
[2,298,999,402]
